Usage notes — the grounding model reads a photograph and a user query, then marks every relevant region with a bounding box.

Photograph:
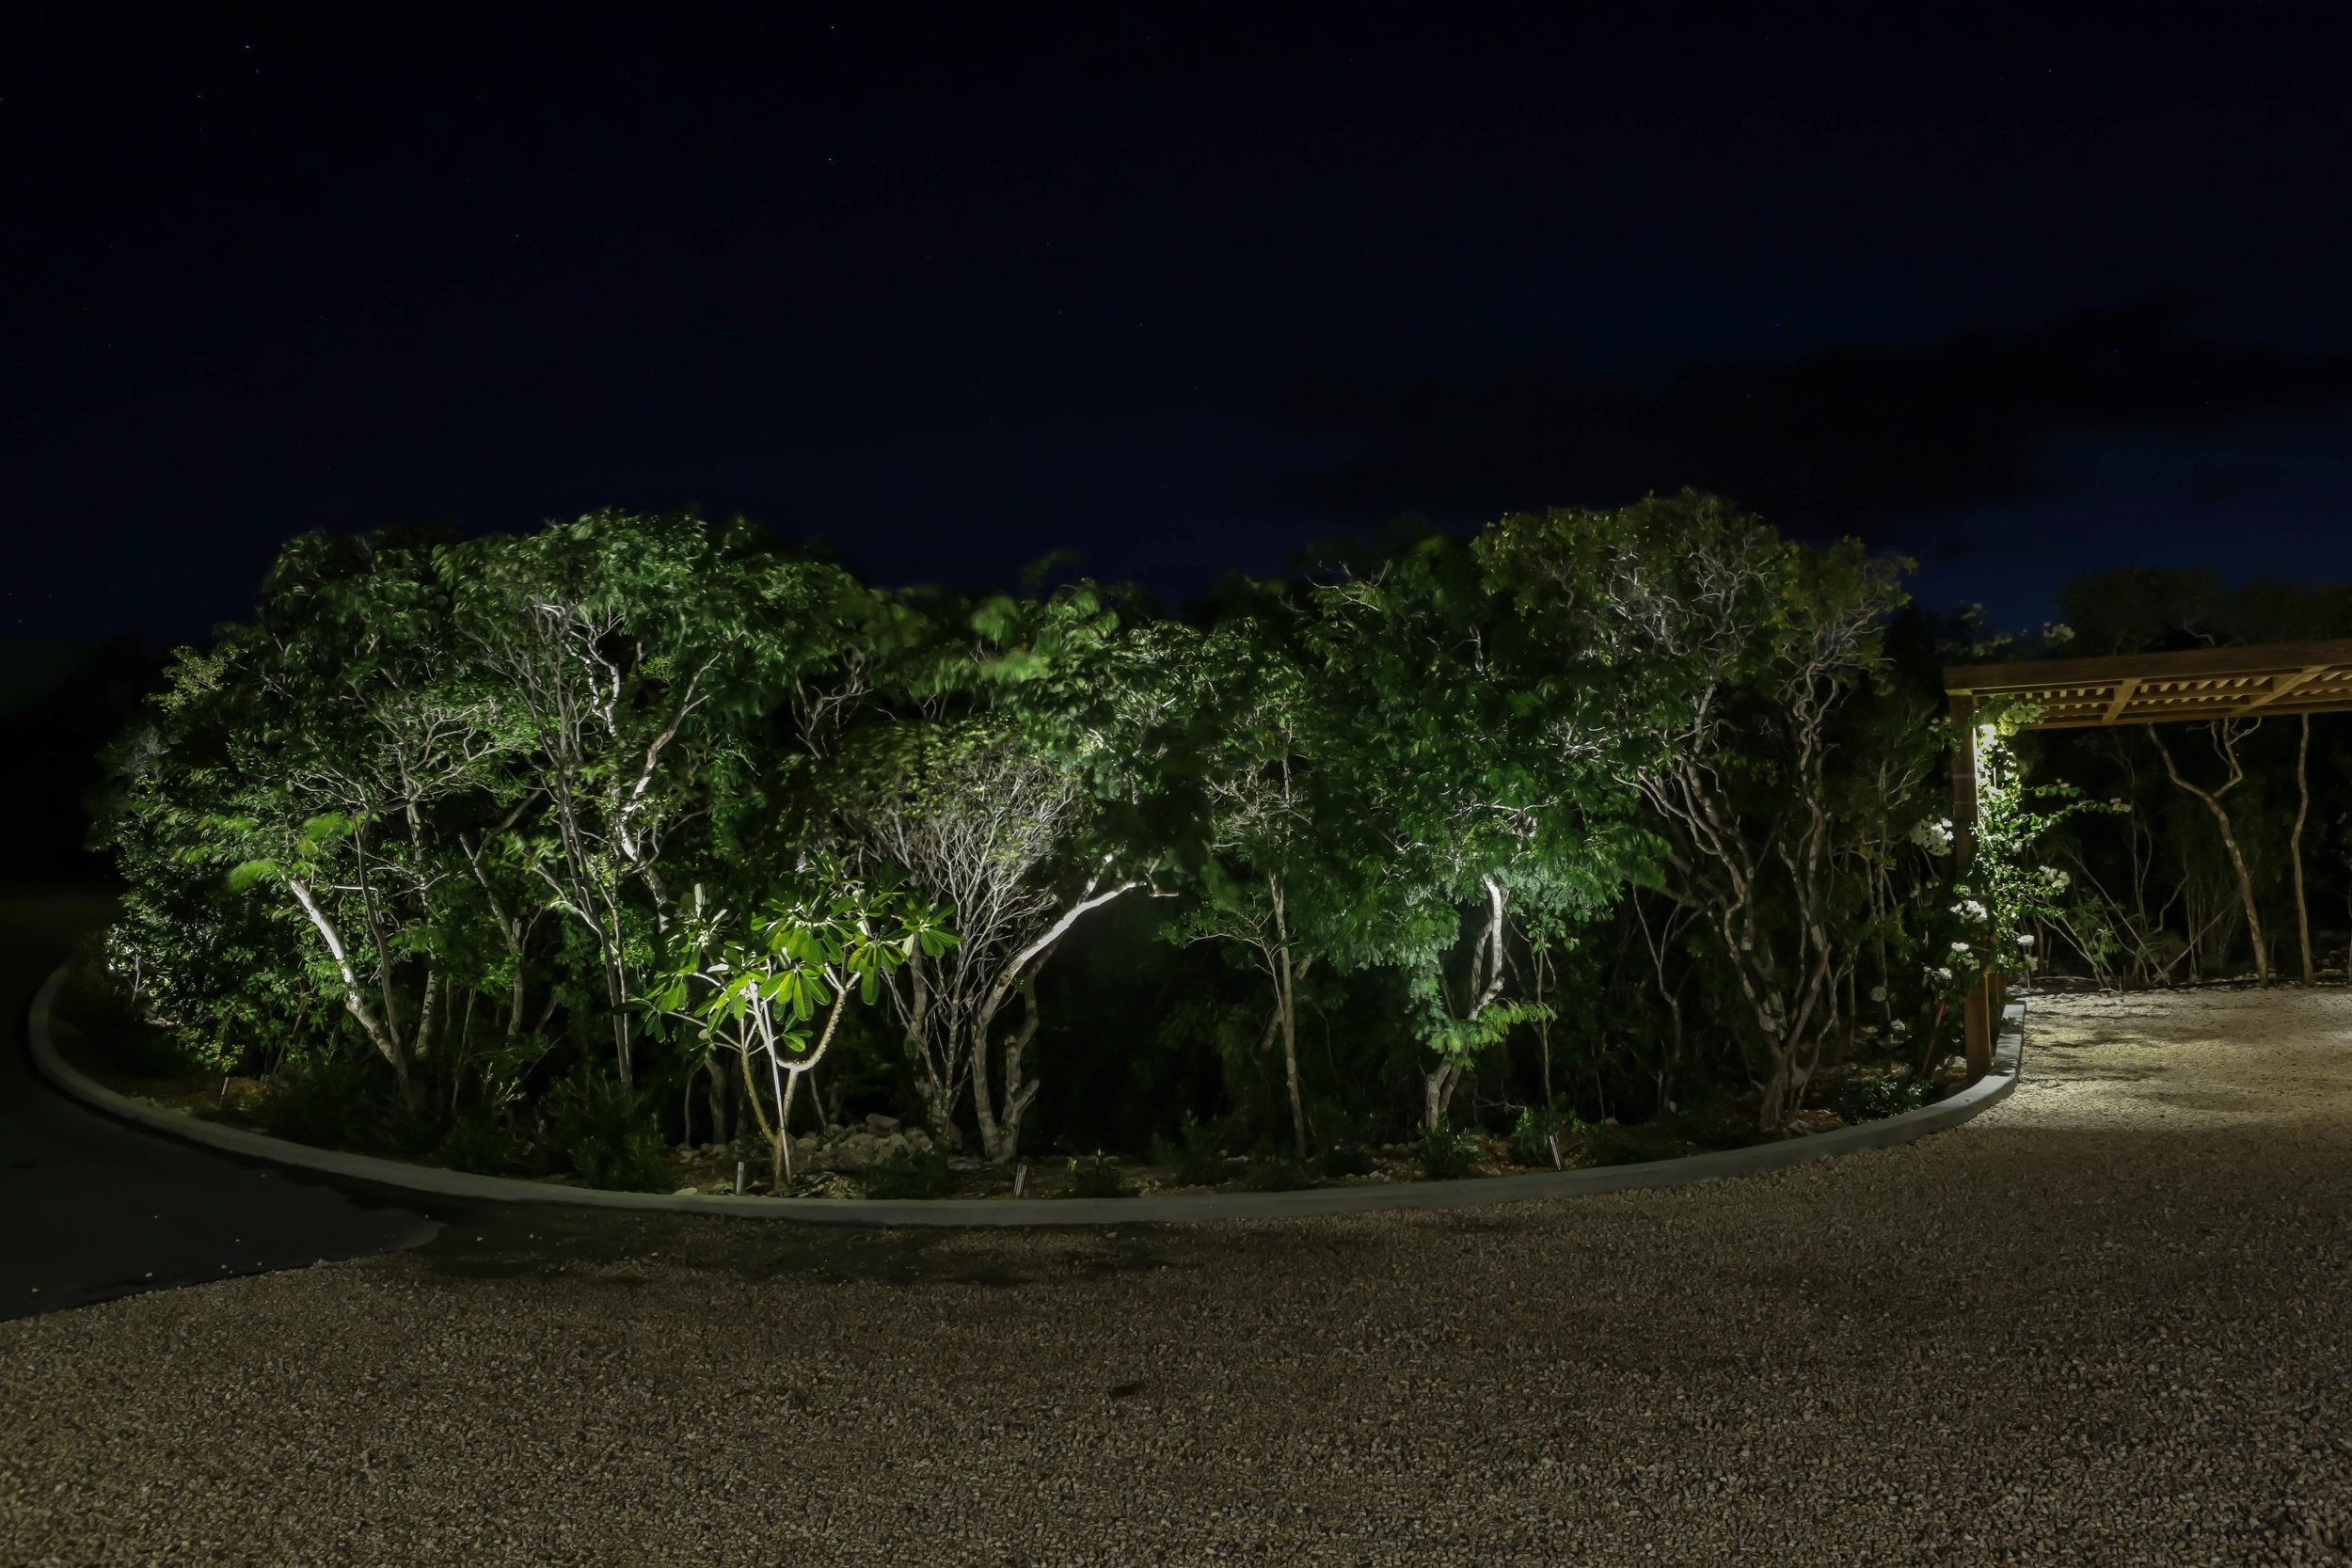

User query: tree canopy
[87,499,2346,1191]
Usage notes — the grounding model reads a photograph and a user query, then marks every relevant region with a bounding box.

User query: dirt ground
[5,984,2350,1566]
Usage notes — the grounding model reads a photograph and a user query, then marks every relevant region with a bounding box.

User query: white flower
[1908,817,1955,856]
[2039,866,2071,893]
[1868,985,1887,1003]
[1948,899,1989,924]
[2015,933,2036,948]
[1889,1020,1911,1037]
[1949,941,1973,957]
[1931,966,1955,983]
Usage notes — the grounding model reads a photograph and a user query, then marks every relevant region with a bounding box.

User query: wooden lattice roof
[1943,640,2352,731]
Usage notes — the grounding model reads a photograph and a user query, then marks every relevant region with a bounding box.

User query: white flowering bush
[1908,817,1955,856]
[1962,708,2122,983]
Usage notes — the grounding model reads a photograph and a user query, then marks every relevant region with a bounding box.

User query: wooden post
[1948,692,1993,1084]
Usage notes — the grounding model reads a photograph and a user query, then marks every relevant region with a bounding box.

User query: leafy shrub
[1063,1153,1132,1199]
[1317,1144,1376,1179]
[435,1109,530,1176]
[58,950,188,1077]
[1242,1156,1312,1192]
[1666,1096,1770,1152]
[1833,1072,1933,1123]
[1413,1123,1478,1181]
[857,1146,953,1199]
[1150,1113,1235,1186]
[254,1049,392,1151]
[1508,1101,1588,1166]
[536,1063,673,1192]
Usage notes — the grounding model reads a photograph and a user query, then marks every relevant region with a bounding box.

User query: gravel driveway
[5,985,2349,1566]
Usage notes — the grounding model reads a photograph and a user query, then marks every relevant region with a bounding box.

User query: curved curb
[27,965,2025,1228]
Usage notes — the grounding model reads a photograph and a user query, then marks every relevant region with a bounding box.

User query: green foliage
[651,863,957,1039]
[1301,524,1664,1129]
[1150,1112,1236,1186]
[1241,1155,1313,1192]
[644,859,956,1189]
[92,497,2335,1187]
[434,1108,532,1177]
[253,1050,393,1151]
[1306,1099,1379,1177]
[1063,1153,1132,1198]
[58,944,186,1077]
[857,1147,954,1200]
[1832,1072,1933,1123]
[1508,1100,1589,1166]
[536,1063,673,1192]
[1412,1122,1479,1180]
[1965,718,2125,982]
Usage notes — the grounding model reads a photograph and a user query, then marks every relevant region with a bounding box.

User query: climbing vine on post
[1953,705,2122,996]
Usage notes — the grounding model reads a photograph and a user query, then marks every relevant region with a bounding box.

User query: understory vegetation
[76,500,2352,1192]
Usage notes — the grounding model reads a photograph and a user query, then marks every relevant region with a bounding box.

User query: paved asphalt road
[0,889,439,1323]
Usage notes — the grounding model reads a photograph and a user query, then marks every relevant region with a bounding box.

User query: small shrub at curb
[1243,1156,1312,1192]
[858,1147,954,1199]
[1834,1072,1933,1123]
[536,1064,672,1192]
[1414,1123,1478,1180]
[59,951,186,1078]
[1317,1144,1376,1179]
[1508,1101,1588,1166]
[1667,1097,1771,1153]
[435,1110,530,1177]
[1150,1113,1235,1186]
[1064,1153,1132,1198]
[254,1051,395,1152]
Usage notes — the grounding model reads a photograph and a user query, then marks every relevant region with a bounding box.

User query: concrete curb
[27,964,2026,1228]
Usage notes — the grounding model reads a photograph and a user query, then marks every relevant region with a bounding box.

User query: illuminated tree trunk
[2152,722,2267,984]
[2293,714,2314,983]
[1423,877,1510,1132]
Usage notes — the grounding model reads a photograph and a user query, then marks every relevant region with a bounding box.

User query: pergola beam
[1946,639,2352,734]
[2241,665,2328,711]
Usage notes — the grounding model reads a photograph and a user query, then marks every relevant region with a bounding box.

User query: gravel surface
[5,985,2350,1566]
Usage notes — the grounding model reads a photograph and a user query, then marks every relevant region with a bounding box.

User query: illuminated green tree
[438,510,865,1086]
[1305,531,1659,1132]
[104,530,506,1105]
[1479,492,1909,1132]
[645,862,956,1191]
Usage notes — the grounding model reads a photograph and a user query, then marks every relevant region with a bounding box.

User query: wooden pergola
[1941,638,2352,1079]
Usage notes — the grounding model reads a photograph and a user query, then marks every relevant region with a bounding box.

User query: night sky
[8,6,2352,649]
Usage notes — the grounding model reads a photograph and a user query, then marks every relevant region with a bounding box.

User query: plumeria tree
[644,863,956,1191]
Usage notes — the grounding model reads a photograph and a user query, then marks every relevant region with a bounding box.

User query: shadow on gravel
[410,1204,1227,1290]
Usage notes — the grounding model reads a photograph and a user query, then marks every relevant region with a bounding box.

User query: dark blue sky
[7,5,2352,645]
